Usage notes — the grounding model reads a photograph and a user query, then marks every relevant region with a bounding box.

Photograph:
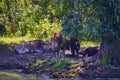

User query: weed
[102,53,109,66]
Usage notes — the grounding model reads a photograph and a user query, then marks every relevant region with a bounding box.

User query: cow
[70,37,80,58]
[80,47,99,57]
[50,32,70,56]
[14,40,51,54]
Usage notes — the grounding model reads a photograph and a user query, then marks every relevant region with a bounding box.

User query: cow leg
[76,49,79,58]
[53,50,59,58]
[71,48,75,57]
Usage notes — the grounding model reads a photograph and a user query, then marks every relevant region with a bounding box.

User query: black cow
[70,37,80,58]
[81,47,99,57]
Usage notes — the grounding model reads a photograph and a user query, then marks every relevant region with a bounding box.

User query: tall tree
[93,0,120,66]
[60,0,100,40]
[60,0,120,66]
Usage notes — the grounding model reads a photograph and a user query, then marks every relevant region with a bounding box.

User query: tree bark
[97,41,120,67]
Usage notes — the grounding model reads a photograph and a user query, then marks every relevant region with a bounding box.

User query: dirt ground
[0,44,120,78]
[0,44,54,69]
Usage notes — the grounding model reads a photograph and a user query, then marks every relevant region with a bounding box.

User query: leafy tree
[18,0,62,39]
[93,0,120,66]
[0,0,32,36]
[0,0,62,39]
[60,0,100,41]
[60,0,120,66]
[0,24,6,35]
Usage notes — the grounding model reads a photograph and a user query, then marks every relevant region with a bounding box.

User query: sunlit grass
[0,36,100,47]
[81,41,100,48]
[0,36,36,44]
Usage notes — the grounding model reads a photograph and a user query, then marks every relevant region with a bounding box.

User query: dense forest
[0,0,119,40]
[0,0,120,79]
[0,0,102,40]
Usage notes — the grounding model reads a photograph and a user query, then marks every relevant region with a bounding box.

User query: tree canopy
[0,0,120,42]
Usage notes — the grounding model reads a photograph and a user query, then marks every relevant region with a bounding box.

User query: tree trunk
[97,41,120,67]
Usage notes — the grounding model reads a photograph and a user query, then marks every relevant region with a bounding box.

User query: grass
[0,71,25,80]
[0,70,43,80]
[81,41,100,48]
[0,36,36,44]
[0,36,100,47]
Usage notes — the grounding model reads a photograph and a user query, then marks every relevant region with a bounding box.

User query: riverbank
[0,44,120,80]
[0,70,120,80]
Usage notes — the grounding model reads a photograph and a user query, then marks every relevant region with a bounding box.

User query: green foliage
[62,14,83,37]
[0,0,32,36]
[92,0,120,42]
[31,58,78,70]
[61,0,120,42]
[53,58,68,68]
[61,0,101,41]
[32,59,43,67]
[28,58,80,78]
[0,24,6,36]
[50,70,79,78]
[0,7,3,14]
[0,0,119,42]
[0,0,62,39]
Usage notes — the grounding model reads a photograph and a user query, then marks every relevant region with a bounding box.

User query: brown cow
[50,32,70,56]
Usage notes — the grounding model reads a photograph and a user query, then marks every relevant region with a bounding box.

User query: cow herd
[14,32,99,58]
[50,32,99,58]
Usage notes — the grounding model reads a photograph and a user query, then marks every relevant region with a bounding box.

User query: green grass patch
[81,41,100,48]
[53,59,68,68]
[69,63,78,69]
[0,71,42,80]
[30,58,80,72]
[0,36,36,44]
[0,36,100,48]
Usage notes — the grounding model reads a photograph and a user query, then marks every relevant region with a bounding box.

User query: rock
[14,40,51,54]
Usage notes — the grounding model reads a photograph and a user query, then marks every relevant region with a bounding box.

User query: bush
[0,24,6,36]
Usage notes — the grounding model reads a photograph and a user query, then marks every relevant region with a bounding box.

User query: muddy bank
[0,44,120,80]
[0,70,120,80]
